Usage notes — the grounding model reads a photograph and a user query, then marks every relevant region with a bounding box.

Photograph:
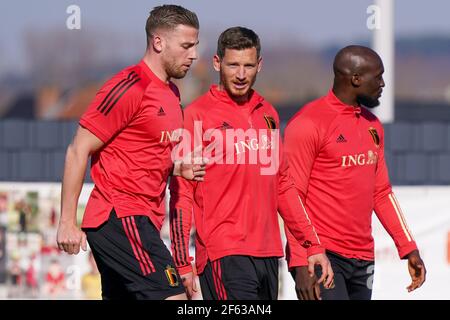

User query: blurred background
[0,0,449,299]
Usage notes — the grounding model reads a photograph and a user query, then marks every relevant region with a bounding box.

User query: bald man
[284,45,426,300]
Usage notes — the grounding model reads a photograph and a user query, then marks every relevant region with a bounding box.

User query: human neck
[332,86,359,107]
[142,52,170,83]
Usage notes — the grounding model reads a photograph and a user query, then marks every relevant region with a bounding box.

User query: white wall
[2,183,448,299]
[279,186,450,300]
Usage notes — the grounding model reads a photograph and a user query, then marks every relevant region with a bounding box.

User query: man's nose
[189,46,198,60]
[236,66,246,80]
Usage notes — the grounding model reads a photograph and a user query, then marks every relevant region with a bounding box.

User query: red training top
[284,90,417,268]
[169,85,324,275]
[80,60,183,230]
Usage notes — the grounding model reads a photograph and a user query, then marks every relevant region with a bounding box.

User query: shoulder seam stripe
[99,73,138,114]
[97,71,138,113]
[103,77,141,116]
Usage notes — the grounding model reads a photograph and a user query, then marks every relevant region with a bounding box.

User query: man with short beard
[169,27,333,300]
[56,5,206,300]
[284,45,426,300]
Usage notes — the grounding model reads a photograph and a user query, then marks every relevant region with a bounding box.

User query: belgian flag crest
[368,127,380,148]
[165,265,179,287]
[264,115,277,130]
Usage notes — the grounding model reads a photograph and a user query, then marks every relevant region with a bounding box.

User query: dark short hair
[146,5,199,45]
[217,26,261,59]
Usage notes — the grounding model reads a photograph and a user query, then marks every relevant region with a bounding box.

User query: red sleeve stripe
[178,209,188,265]
[171,209,182,266]
[171,209,189,267]
[389,193,414,242]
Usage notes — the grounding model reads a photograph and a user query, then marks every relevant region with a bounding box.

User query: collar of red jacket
[209,84,264,112]
[326,90,362,116]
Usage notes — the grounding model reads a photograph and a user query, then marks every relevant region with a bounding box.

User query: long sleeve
[278,149,324,254]
[283,117,322,269]
[373,126,417,259]
[168,107,200,275]
[169,176,195,275]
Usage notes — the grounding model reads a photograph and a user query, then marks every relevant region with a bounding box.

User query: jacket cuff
[398,241,418,259]
[177,263,193,275]
[306,245,326,257]
[287,256,309,270]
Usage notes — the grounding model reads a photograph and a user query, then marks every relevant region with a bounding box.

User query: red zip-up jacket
[169,85,324,275]
[284,90,418,268]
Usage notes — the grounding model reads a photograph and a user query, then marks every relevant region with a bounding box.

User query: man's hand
[58,126,102,256]
[57,222,87,255]
[180,271,198,300]
[292,266,321,300]
[174,158,208,181]
[307,253,334,289]
[406,250,426,292]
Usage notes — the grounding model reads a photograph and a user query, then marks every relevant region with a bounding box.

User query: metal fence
[0,119,449,185]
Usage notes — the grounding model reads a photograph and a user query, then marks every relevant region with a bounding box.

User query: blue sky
[1,0,449,75]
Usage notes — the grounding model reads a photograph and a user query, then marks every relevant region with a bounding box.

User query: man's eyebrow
[182,40,200,46]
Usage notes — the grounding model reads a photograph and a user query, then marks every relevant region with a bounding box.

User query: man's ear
[351,73,361,87]
[257,56,263,73]
[152,34,163,53]
[213,55,221,72]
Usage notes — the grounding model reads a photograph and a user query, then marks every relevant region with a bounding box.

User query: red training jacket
[284,90,418,268]
[170,85,324,275]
